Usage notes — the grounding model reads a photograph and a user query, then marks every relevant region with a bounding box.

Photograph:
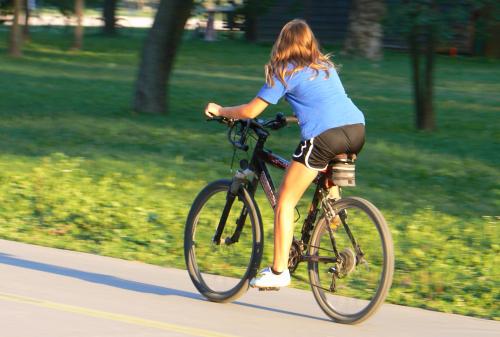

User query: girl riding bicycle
[205,19,365,288]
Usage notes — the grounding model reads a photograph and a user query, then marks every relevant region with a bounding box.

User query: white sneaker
[249,267,291,288]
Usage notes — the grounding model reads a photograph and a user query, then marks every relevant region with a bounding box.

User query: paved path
[23,14,218,30]
[0,239,497,337]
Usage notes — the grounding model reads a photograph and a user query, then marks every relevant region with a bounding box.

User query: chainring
[288,239,303,274]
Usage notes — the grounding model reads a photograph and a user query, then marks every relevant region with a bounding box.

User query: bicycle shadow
[0,252,329,322]
[0,252,200,299]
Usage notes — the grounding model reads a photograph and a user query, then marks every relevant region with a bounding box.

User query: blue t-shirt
[257,67,365,140]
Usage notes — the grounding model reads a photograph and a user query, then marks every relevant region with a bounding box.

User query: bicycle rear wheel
[184,179,263,302]
[308,197,394,324]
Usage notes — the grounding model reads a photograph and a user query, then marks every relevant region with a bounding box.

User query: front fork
[212,169,255,245]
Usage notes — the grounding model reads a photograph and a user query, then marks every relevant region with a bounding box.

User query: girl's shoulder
[294,65,337,80]
[280,64,337,88]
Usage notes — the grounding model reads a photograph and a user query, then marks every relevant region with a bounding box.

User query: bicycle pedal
[258,287,280,291]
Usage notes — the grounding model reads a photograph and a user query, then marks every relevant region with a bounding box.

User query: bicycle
[184,113,394,324]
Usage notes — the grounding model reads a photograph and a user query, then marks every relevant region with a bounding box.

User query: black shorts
[292,124,365,171]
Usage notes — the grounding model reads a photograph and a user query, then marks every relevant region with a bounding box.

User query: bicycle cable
[230,147,237,172]
[295,206,301,223]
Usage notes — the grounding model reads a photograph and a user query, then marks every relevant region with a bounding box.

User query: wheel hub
[338,248,356,276]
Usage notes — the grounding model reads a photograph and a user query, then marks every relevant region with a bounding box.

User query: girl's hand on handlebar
[204,102,222,118]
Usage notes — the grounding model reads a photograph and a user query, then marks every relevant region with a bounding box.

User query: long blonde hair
[265,19,334,87]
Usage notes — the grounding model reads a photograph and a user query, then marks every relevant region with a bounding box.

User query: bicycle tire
[184,179,263,303]
[308,197,394,324]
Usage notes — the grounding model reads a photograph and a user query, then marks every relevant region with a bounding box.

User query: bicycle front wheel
[308,197,394,324]
[184,179,263,303]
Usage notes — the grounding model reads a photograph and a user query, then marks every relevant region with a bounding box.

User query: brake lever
[206,116,235,126]
[265,112,287,130]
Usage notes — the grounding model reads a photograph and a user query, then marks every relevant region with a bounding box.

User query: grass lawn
[0,27,498,319]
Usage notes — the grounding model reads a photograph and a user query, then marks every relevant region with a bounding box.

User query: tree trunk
[409,26,422,126]
[103,0,117,36]
[409,24,436,131]
[23,0,30,40]
[343,0,386,60]
[73,0,84,50]
[244,14,257,42]
[419,29,435,130]
[133,0,194,114]
[9,0,22,57]
[243,0,258,42]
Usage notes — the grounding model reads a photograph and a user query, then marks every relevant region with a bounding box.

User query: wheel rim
[309,199,391,320]
[189,186,256,295]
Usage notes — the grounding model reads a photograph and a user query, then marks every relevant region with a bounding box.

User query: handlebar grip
[285,116,299,124]
[207,116,234,125]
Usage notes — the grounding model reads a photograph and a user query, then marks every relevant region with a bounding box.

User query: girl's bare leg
[273,161,318,272]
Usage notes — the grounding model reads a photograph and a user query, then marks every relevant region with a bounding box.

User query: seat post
[332,153,357,164]
[328,185,341,199]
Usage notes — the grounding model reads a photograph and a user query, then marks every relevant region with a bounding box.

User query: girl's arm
[205,97,269,120]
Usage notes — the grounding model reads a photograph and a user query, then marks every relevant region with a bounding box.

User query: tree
[44,0,100,49]
[103,0,118,35]
[242,0,257,41]
[133,0,195,114]
[388,1,475,131]
[8,0,22,57]
[471,1,500,57]
[343,0,386,60]
[407,3,437,130]
[22,0,32,40]
[73,0,84,50]
[1,0,33,41]
[43,0,74,18]
[241,0,273,42]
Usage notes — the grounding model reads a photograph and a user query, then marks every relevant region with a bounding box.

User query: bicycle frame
[211,116,345,267]
[240,125,329,249]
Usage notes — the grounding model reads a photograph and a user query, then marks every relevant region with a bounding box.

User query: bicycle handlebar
[207,112,297,151]
[207,113,297,129]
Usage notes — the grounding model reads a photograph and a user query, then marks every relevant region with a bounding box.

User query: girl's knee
[275,199,296,215]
